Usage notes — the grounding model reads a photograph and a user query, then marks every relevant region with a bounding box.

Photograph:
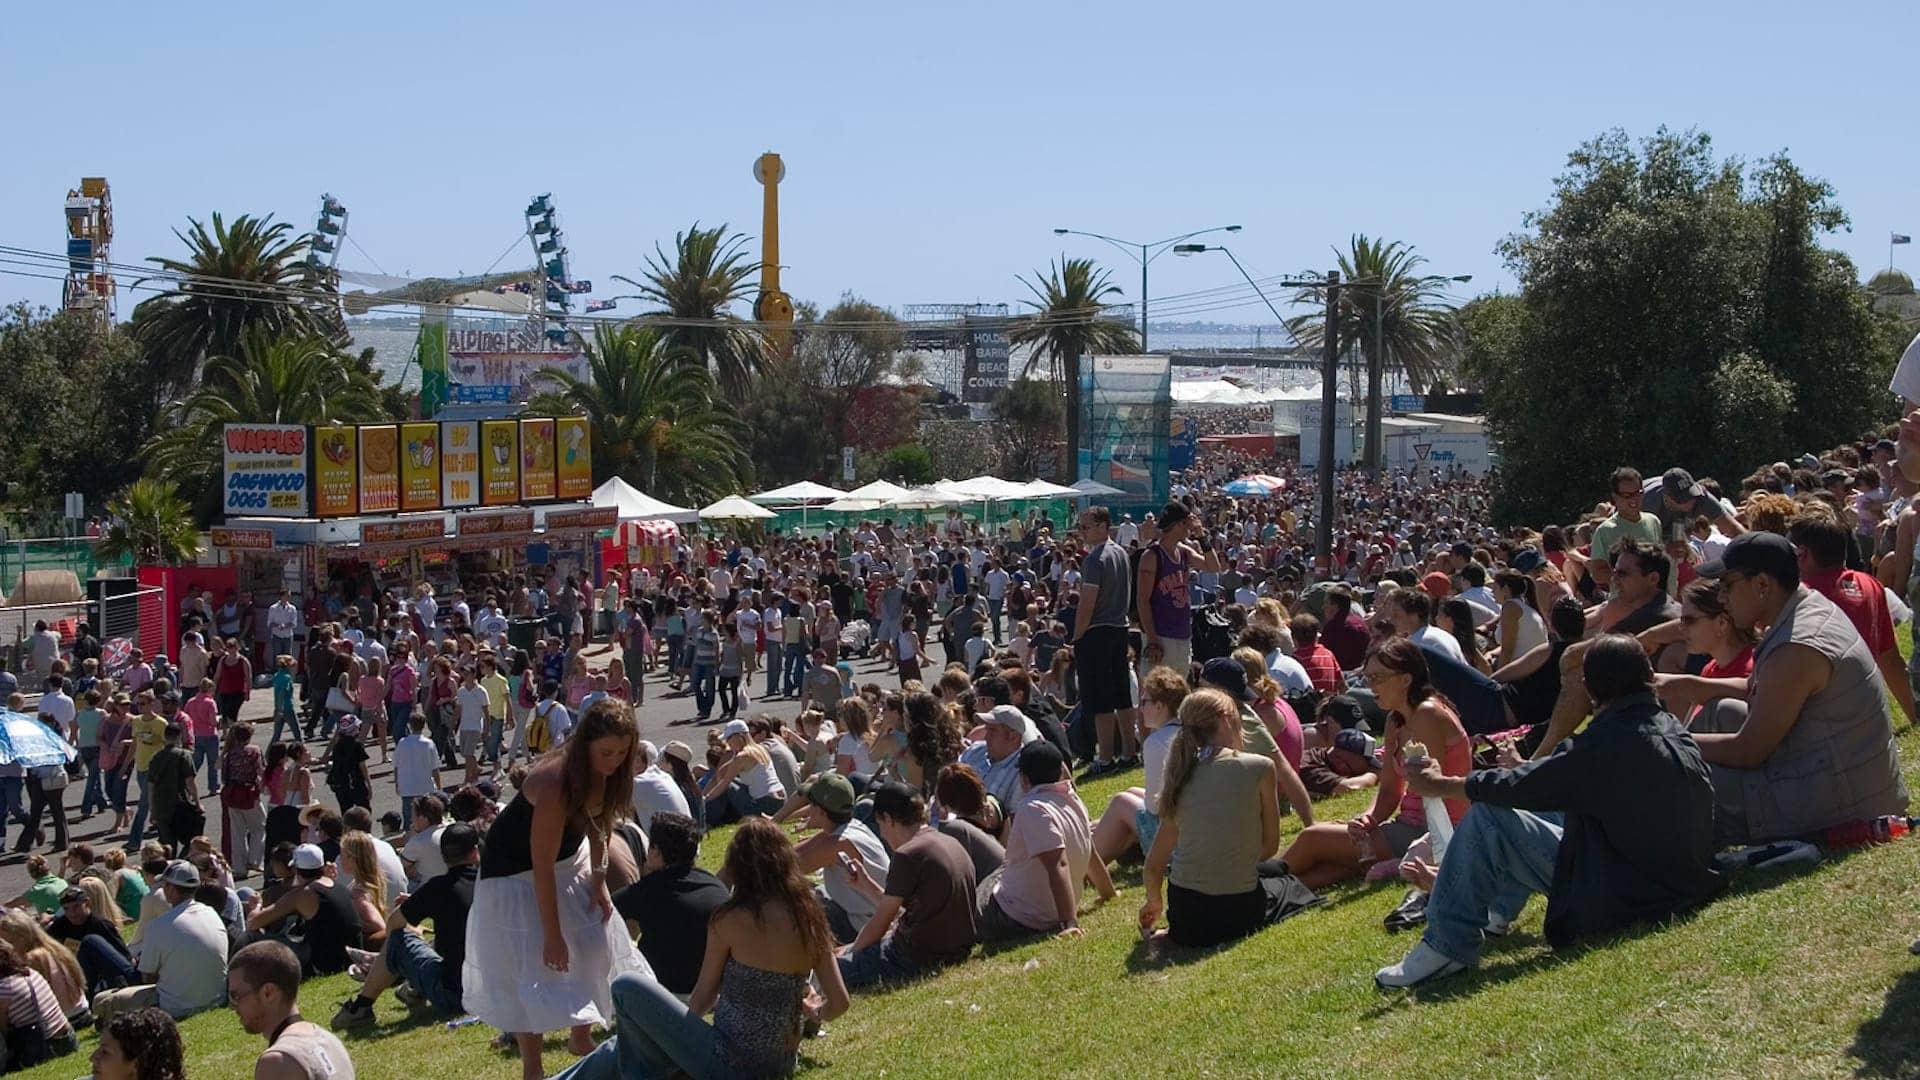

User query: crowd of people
[5,362,1920,1073]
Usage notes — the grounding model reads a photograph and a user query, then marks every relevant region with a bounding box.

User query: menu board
[520,418,557,502]
[555,417,592,499]
[221,424,309,517]
[440,421,481,508]
[481,420,520,506]
[312,424,358,517]
[399,422,442,512]
[358,425,401,514]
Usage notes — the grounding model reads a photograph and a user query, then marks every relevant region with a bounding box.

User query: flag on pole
[1895,233,1913,245]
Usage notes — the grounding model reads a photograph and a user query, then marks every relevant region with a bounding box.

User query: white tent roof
[699,495,777,520]
[748,480,849,505]
[1069,478,1127,498]
[946,475,1032,500]
[591,477,699,524]
[1170,379,1324,406]
[886,485,967,510]
[1013,479,1079,499]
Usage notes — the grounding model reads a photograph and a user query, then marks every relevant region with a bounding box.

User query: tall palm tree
[613,222,765,395]
[1285,235,1461,471]
[1009,257,1141,481]
[95,479,201,565]
[129,213,337,394]
[526,324,750,505]
[146,330,389,520]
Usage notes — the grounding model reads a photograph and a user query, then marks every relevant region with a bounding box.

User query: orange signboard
[554,417,592,499]
[399,422,442,512]
[481,420,520,506]
[312,424,358,517]
[361,518,447,545]
[210,527,275,550]
[520,418,557,502]
[544,506,618,532]
[358,426,400,514]
[457,509,535,537]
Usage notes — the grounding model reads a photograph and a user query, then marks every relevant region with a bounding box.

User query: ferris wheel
[61,177,113,326]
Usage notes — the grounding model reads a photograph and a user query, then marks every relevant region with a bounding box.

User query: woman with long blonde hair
[0,908,87,1022]
[1138,688,1298,949]
[337,832,388,946]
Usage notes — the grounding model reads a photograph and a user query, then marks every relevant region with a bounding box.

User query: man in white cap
[629,740,691,837]
[958,705,1036,819]
[94,860,229,1026]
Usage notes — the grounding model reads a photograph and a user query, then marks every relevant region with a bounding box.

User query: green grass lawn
[20,737,1920,1079]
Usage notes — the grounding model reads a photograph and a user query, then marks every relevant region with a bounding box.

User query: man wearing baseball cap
[1298,728,1382,799]
[245,843,362,977]
[1648,467,1744,538]
[1664,531,1907,845]
[958,705,1036,817]
[784,772,892,943]
[93,859,228,1026]
[975,741,1114,941]
[701,719,788,827]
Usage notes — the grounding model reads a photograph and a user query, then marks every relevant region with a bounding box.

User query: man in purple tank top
[1136,501,1223,681]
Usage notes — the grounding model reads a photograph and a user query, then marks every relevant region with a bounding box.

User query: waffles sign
[222,424,310,517]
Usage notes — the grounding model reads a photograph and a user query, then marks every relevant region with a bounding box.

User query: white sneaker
[1375,941,1468,989]
[1484,911,1513,937]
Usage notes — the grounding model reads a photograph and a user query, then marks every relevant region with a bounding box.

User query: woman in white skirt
[464,698,650,1080]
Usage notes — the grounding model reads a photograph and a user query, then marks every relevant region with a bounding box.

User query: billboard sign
[221,424,309,517]
[440,421,481,508]
[961,316,1010,403]
[481,420,521,505]
[358,426,401,514]
[312,424,358,517]
[554,417,592,499]
[399,422,442,512]
[519,418,557,501]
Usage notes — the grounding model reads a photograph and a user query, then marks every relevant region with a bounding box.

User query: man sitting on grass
[1376,635,1724,988]
[837,783,978,988]
[781,772,891,944]
[611,813,728,997]
[976,742,1114,941]
[332,822,479,1027]
[229,940,355,1080]
[94,860,229,1027]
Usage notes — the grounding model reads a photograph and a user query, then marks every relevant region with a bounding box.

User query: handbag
[171,801,207,840]
[32,763,68,790]
[325,686,354,713]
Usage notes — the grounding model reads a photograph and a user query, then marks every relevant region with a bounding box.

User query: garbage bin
[508,617,541,655]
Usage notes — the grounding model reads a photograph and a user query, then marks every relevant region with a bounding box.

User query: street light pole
[1052,224,1242,353]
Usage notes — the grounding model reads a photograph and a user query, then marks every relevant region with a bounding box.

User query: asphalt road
[0,641,909,900]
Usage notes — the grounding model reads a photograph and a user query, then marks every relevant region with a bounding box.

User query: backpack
[527,701,558,755]
[1063,701,1096,764]
[1191,604,1235,665]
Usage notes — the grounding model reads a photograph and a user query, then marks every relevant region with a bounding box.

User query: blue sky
[2,0,1913,324]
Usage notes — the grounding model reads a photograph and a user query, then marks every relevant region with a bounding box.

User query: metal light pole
[1052,223,1243,351]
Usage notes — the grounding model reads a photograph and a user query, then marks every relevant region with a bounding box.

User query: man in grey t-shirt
[1072,507,1141,774]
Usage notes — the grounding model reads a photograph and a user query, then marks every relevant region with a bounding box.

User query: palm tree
[526,324,750,505]
[129,213,338,394]
[96,479,201,565]
[1009,257,1141,481]
[613,222,765,395]
[146,330,390,520]
[1285,235,1461,472]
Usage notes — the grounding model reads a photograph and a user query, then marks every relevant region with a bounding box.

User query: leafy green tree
[877,445,936,485]
[129,213,337,394]
[614,222,765,395]
[526,324,748,504]
[1484,128,1886,523]
[737,358,839,489]
[1451,293,1525,390]
[0,304,159,510]
[147,330,389,521]
[994,377,1064,478]
[1010,257,1140,480]
[95,478,201,565]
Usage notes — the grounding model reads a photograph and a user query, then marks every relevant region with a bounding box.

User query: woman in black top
[462,699,651,1080]
[320,719,371,813]
[1495,597,1588,732]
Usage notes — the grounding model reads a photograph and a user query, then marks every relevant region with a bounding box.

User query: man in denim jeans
[1376,635,1723,989]
[330,822,478,1029]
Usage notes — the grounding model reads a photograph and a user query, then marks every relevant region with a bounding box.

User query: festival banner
[221,424,309,518]
[358,425,401,514]
[311,424,358,517]
[398,423,442,512]
[520,418,557,502]
[440,421,481,508]
[481,420,520,506]
[555,417,592,499]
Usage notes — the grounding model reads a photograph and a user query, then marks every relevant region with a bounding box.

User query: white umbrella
[699,495,777,521]
[946,475,1031,501]
[822,480,914,513]
[747,480,850,505]
[1069,478,1127,498]
[886,485,967,510]
[1013,479,1080,499]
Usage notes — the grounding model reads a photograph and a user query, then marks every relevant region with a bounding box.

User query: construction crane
[62,178,113,326]
[753,152,795,357]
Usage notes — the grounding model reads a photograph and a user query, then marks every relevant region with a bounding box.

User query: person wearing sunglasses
[1588,467,1663,572]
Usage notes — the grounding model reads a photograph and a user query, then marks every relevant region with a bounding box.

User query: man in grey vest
[1672,532,1908,845]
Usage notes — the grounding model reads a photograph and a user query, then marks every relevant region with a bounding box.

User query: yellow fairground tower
[753,152,795,357]
[63,178,114,326]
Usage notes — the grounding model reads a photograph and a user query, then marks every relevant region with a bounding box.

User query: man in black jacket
[612,812,728,995]
[1376,633,1723,989]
